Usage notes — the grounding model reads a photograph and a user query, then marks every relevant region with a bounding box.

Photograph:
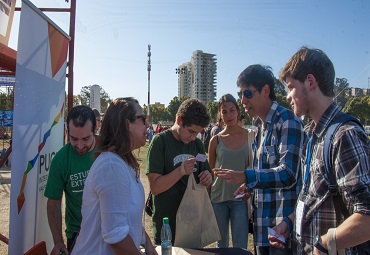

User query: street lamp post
[147,44,151,122]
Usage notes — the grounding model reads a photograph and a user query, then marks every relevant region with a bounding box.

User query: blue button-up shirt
[245,101,305,246]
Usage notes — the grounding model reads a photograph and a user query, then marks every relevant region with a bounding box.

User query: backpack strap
[323,112,364,224]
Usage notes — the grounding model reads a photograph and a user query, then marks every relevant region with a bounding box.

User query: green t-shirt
[44,142,95,238]
[146,129,211,244]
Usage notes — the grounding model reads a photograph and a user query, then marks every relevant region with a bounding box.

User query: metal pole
[67,0,76,113]
[147,44,151,122]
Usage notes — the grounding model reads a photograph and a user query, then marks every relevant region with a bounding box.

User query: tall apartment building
[177,50,217,104]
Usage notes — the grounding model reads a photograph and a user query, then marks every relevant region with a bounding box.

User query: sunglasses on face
[237,89,258,99]
[134,114,146,124]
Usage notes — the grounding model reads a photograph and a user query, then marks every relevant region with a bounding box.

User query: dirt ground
[0,142,254,254]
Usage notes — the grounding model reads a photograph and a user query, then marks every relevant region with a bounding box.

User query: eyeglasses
[134,114,146,124]
[237,89,258,99]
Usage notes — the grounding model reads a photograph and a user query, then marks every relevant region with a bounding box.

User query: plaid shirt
[295,103,370,255]
[246,101,305,246]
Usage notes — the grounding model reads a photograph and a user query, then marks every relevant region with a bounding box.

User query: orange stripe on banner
[48,23,69,78]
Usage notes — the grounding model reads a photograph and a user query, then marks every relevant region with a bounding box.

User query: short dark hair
[237,64,276,101]
[95,97,140,172]
[66,105,96,134]
[92,108,101,118]
[176,99,210,128]
[279,46,335,97]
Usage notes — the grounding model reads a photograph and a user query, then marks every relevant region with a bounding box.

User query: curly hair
[94,97,141,173]
[176,98,210,128]
[279,46,335,97]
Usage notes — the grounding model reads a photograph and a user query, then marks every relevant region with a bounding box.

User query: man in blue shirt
[214,64,305,255]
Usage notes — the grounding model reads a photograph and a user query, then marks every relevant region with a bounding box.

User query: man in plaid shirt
[269,47,370,254]
[214,64,305,255]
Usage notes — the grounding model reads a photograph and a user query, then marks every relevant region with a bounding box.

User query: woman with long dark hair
[72,98,157,255]
[208,94,253,249]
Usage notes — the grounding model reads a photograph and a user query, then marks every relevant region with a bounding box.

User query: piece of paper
[234,193,246,199]
[195,153,207,162]
[268,227,285,243]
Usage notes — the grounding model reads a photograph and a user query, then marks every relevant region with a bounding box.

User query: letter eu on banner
[8,0,70,254]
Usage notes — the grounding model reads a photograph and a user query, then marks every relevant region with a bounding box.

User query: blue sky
[8,0,370,107]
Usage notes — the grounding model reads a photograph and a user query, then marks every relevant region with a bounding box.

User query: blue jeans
[212,201,249,248]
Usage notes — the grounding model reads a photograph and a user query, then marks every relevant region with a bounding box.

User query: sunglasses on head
[237,89,258,99]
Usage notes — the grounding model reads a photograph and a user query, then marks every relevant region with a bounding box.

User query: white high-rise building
[177,50,217,104]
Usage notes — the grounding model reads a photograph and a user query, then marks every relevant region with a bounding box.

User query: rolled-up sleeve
[93,162,132,244]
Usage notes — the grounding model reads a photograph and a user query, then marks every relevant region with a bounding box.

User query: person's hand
[144,241,158,255]
[213,168,246,184]
[313,235,328,255]
[268,222,290,249]
[50,242,69,255]
[199,170,213,187]
[234,184,251,201]
[181,158,197,175]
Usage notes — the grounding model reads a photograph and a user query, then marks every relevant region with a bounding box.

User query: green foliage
[150,104,170,123]
[207,101,219,122]
[274,77,287,96]
[275,93,290,109]
[334,78,350,107]
[79,85,112,113]
[167,97,181,121]
[0,92,13,111]
[343,95,370,125]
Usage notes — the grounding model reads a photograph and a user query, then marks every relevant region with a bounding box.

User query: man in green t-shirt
[146,98,213,245]
[44,105,97,255]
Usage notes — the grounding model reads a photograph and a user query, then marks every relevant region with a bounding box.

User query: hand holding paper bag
[174,173,221,248]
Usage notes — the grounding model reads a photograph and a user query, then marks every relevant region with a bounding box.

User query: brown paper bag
[174,173,221,248]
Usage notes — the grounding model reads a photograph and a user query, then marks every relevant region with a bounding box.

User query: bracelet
[282,217,293,233]
[180,162,186,175]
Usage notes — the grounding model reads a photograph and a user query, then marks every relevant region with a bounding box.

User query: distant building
[90,84,101,112]
[151,102,165,108]
[346,87,370,97]
[177,50,217,104]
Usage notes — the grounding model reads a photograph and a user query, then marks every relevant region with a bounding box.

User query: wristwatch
[314,235,328,254]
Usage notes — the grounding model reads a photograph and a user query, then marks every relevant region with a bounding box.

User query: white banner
[9,0,70,254]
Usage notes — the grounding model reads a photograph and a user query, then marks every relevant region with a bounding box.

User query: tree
[151,104,170,123]
[274,77,287,96]
[207,101,219,123]
[167,96,188,121]
[343,95,370,125]
[0,92,13,111]
[334,78,350,107]
[79,85,111,113]
[275,93,290,109]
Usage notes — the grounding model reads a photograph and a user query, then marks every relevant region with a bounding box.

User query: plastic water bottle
[161,217,172,255]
